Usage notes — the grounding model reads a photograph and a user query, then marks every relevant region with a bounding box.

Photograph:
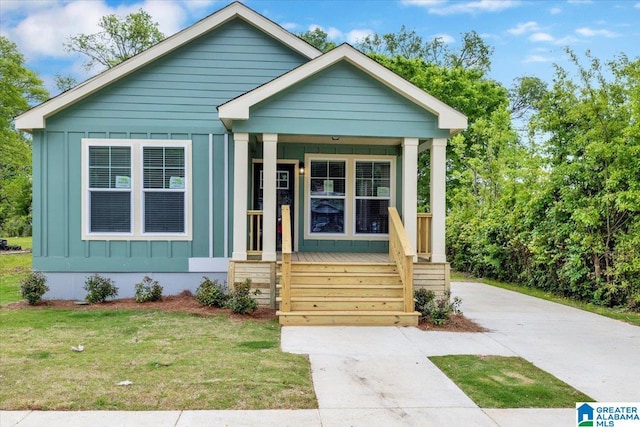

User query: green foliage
[195,277,228,308]
[0,36,49,237]
[227,279,260,314]
[65,9,164,71]
[19,271,48,305]
[134,275,163,303]
[414,289,462,325]
[298,28,336,52]
[447,50,640,309]
[84,274,118,304]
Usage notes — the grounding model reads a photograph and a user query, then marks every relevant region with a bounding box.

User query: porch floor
[276,252,390,263]
[274,252,431,263]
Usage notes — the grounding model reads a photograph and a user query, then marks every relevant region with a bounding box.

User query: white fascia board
[218,44,467,134]
[15,2,321,132]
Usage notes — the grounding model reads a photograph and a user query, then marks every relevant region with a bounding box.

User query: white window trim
[304,153,395,241]
[81,138,192,241]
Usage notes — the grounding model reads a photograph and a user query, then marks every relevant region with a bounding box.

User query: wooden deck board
[282,252,389,263]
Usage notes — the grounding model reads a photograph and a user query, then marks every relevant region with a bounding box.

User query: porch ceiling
[255,134,403,146]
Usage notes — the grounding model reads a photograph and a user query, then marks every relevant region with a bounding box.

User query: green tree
[298,28,336,53]
[0,36,49,235]
[65,9,164,70]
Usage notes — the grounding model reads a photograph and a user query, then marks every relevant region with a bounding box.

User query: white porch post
[402,137,419,261]
[430,138,447,263]
[232,132,249,260]
[262,133,278,261]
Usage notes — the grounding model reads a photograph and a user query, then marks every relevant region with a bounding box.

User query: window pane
[165,148,184,167]
[310,199,344,233]
[328,161,345,178]
[111,147,131,167]
[144,147,185,189]
[355,199,389,234]
[144,147,164,168]
[89,146,130,188]
[310,161,327,178]
[145,192,185,233]
[90,168,110,188]
[90,191,131,232]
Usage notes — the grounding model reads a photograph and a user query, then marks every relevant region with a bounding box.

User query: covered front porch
[218,44,465,325]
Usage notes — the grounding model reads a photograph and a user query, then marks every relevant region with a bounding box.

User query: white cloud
[524,54,553,63]
[434,33,455,43]
[3,0,189,62]
[529,32,554,42]
[550,7,562,14]
[402,0,520,15]
[575,27,619,37]
[281,22,298,31]
[507,21,540,35]
[346,29,374,44]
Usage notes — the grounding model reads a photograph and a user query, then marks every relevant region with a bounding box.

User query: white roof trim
[15,1,321,132]
[218,44,467,135]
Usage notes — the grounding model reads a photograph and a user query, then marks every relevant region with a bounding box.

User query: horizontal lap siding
[46,19,306,132]
[34,18,307,272]
[235,62,449,139]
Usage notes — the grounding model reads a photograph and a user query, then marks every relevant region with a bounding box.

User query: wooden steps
[277,261,419,326]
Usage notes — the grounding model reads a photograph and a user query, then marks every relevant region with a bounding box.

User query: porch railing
[416,213,432,260]
[279,205,292,312]
[247,210,263,256]
[388,207,414,313]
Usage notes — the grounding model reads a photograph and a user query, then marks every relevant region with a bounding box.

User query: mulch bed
[4,291,488,332]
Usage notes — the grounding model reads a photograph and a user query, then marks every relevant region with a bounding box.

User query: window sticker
[115,176,131,189]
[169,176,185,189]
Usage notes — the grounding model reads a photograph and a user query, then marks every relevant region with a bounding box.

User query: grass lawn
[0,237,32,305]
[430,355,593,408]
[0,308,316,410]
[451,271,640,327]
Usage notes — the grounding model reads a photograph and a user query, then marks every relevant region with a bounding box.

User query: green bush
[414,289,462,325]
[84,274,118,304]
[134,275,163,303]
[20,271,49,305]
[195,277,228,308]
[227,279,260,314]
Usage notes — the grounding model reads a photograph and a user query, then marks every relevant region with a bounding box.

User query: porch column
[402,137,419,261]
[430,138,447,263]
[232,132,249,260]
[262,133,278,261]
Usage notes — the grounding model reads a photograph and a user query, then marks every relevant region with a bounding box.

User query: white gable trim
[218,44,467,135]
[15,1,321,132]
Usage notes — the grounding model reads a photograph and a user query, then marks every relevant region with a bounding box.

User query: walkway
[2,281,639,426]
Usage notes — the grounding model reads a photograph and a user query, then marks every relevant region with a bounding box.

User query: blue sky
[2,0,639,95]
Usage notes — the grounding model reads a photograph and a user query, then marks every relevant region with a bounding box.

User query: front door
[253,163,295,251]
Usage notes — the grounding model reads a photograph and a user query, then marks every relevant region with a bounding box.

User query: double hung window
[82,139,191,240]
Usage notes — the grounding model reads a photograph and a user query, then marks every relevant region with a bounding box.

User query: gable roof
[218,44,468,135]
[15,1,321,132]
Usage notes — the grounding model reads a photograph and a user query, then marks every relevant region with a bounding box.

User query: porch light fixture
[331,136,340,141]
[299,161,305,175]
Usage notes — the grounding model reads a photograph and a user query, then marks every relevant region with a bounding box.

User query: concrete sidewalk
[2,281,638,426]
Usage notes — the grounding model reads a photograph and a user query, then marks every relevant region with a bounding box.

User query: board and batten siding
[31,17,308,274]
[233,61,451,139]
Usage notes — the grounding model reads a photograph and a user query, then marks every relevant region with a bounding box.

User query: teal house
[16,2,466,325]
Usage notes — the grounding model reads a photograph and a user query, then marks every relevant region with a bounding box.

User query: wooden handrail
[388,207,414,313]
[280,205,291,312]
[417,213,432,259]
[247,210,263,255]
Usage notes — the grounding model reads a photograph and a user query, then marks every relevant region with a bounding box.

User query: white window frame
[304,154,395,241]
[354,160,393,237]
[81,138,192,241]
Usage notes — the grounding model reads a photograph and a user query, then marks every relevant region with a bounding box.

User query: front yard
[0,238,316,410]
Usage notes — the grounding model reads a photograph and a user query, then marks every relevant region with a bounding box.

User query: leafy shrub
[84,274,118,304]
[134,275,163,303]
[195,277,228,308]
[20,271,49,305]
[414,289,462,325]
[227,279,260,314]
